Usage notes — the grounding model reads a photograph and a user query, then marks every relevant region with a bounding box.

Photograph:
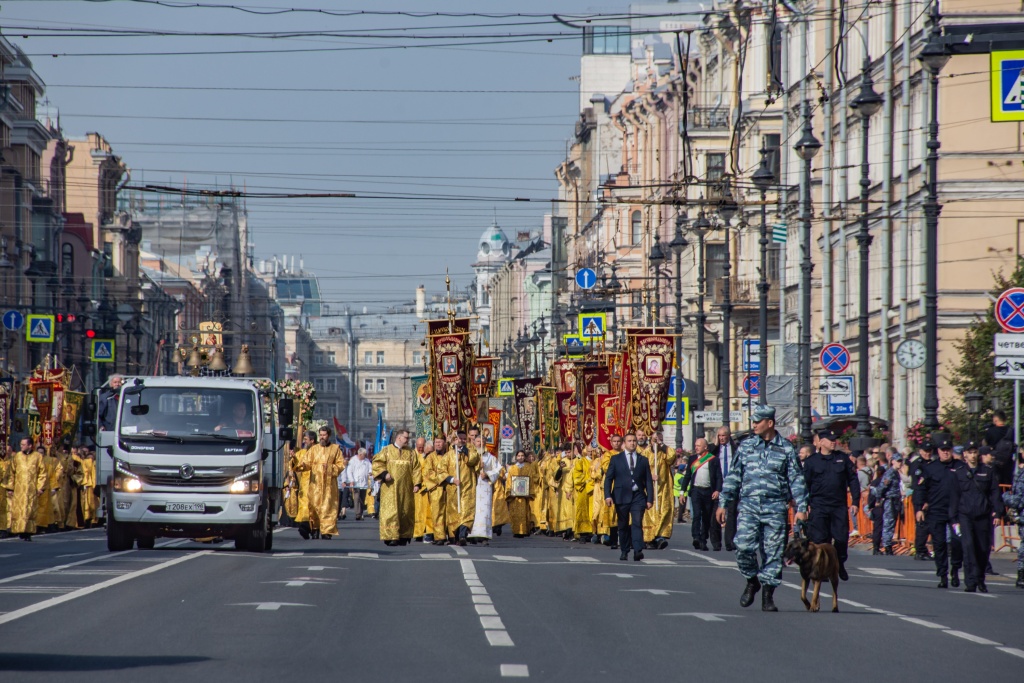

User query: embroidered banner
[512,378,542,452]
[626,328,674,433]
[578,366,610,447]
[410,374,433,440]
[428,318,474,434]
[596,394,620,451]
[485,407,502,455]
[538,386,559,452]
[552,359,577,394]
[556,391,577,444]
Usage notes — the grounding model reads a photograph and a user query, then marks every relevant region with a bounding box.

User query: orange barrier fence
[996,484,1020,553]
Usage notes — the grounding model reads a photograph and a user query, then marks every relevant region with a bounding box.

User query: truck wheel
[137,536,156,550]
[106,513,134,552]
[236,504,268,553]
[233,534,248,551]
[264,521,274,551]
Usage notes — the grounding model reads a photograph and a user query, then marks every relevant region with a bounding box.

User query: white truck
[92,376,293,553]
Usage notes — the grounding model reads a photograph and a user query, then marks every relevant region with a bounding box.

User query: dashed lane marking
[565,556,599,563]
[486,631,515,647]
[231,602,313,612]
[500,664,529,677]
[673,549,735,567]
[493,555,527,562]
[900,617,949,629]
[996,647,1024,660]
[858,567,901,577]
[475,605,499,616]
[347,552,379,559]
[421,553,450,559]
[450,545,469,556]
[944,630,1001,646]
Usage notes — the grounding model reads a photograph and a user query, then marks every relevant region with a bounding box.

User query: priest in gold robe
[533,451,551,534]
[572,446,595,542]
[546,447,574,538]
[491,461,510,535]
[34,446,62,532]
[640,431,677,549]
[446,430,480,546]
[288,431,316,539]
[371,429,422,545]
[413,437,435,542]
[1,444,12,537]
[591,434,621,546]
[60,447,83,529]
[421,437,453,545]
[293,427,345,539]
[5,439,47,540]
[78,448,98,527]
[506,450,540,537]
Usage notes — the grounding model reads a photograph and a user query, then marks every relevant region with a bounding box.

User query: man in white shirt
[341,448,372,521]
[710,427,739,551]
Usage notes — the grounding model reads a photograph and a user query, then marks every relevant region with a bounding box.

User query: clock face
[896,340,926,369]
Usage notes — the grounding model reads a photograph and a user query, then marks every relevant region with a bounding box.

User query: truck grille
[139,474,234,488]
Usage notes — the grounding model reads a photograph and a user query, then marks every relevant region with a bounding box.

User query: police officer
[802,429,860,581]
[871,453,904,555]
[950,440,1003,592]
[907,442,934,560]
[913,437,965,588]
[717,405,808,612]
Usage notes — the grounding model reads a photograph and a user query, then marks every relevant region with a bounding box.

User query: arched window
[61,243,74,279]
[631,210,642,245]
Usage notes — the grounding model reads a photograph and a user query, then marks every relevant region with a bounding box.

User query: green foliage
[940,257,1024,438]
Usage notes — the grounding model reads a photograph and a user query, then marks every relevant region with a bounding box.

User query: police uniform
[871,456,903,553]
[907,445,934,559]
[950,442,1003,592]
[802,429,860,576]
[912,438,964,587]
[719,405,808,611]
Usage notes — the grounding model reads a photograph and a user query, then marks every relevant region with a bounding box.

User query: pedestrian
[288,431,316,539]
[802,429,860,580]
[913,437,965,588]
[469,435,502,545]
[413,438,435,542]
[342,447,372,521]
[865,462,887,554]
[422,437,453,545]
[717,405,808,612]
[445,430,480,546]
[1001,447,1024,588]
[293,427,346,540]
[640,431,676,550]
[907,442,935,560]
[673,455,686,524]
[679,437,722,551]
[507,450,540,538]
[950,441,1003,592]
[603,432,654,562]
[872,454,903,555]
[371,429,422,546]
[984,409,1016,486]
[545,444,574,540]
[571,445,595,542]
[0,444,11,538]
[710,426,739,553]
[97,374,123,432]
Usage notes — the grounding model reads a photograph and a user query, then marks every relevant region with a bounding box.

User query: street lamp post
[718,183,738,432]
[649,233,666,325]
[691,211,711,442]
[751,148,776,406]
[794,99,822,445]
[670,214,689,452]
[965,390,984,441]
[850,56,884,450]
[919,4,951,432]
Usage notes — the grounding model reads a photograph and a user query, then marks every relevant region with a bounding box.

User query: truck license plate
[166,502,206,513]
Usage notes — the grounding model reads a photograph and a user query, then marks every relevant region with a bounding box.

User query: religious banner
[596,394,620,450]
[626,328,675,433]
[607,352,624,396]
[538,386,559,452]
[486,407,502,455]
[62,391,86,441]
[552,359,577,394]
[578,366,610,447]
[0,384,9,448]
[512,378,542,452]
[556,391,577,444]
[471,357,494,398]
[410,374,433,440]
[427,318,474,434]
[616,350,633,433]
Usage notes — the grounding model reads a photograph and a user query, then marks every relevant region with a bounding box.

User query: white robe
[469,453,501,539]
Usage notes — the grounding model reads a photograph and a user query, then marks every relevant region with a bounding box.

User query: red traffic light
[56,313,77,323]
[85,329,96,339]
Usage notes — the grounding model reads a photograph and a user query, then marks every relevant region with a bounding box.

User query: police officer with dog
[717,405,808,612]
[913,436,965,588]
[802,429,860,581]
[949,440,1003,592]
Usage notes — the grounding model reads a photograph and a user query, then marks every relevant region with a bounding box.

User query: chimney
[415,285,426,318]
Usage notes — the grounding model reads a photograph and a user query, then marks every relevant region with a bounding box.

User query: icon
[25,314,55,343]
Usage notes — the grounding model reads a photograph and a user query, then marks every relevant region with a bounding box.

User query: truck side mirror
[279,427,294,442]
[278,398,294,425]
[81,397,97,438]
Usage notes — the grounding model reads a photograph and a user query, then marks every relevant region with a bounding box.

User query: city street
[0,521,1020,682]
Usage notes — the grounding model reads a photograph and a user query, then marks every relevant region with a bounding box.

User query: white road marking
[292,566,345,572]
[0,587,79,594]
[274,552,304,557]
[232,602,313,611]
[640,559,674,565]
[465,579,484,587]
[460,559,475,572]
[348,552,379,559]
[0,554,19,558]
[470,586,488,595]
[486,630,515,647]
[493,555,526,562]
[858,567,901,577]
[0,551,134,585]
[421,553,450,559]
[0,551,207,626]
[949,591,997,599]
[472,595,492,604]
[661,612,741,622]
[623,589,691,596]
[480,616,507,629]
[500,664,529,677]
[265,578,336,587]
[450,545,469,556]
[463,573,479,581]
[566,556,599,563]
[673,549,735,567]
[475,605,498,616]
[996,647,1024,660]
[901,617,949,629]
[943,630,1000,646]
[597,573,639,579]
[55,553,91,559]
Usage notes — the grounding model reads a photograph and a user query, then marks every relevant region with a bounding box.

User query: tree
[940,257,1024,441]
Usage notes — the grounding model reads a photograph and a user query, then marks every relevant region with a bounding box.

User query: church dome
[477,221,512,263]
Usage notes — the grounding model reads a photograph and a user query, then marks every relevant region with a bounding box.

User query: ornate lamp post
[649,233,666,324]
[751,148,775,406]
[691,210,711,441]
[718,182,738,430]
[670,214,689,451]
[794,100,822,445]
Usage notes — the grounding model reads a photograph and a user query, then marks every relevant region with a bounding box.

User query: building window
[412,351,423,366]
[583,25,630,55]
[327,351,336,365]
[376,351,385,365]
[326,378,337,392]
[706,243,728,296]
[376,379,386,392]
[376,402,387,418]
[362,402,373,419]
[363,378,374,392]
[631,210,642,246]
[61,243,74,279]
[315,351,324,366]
[706,153,726,182]
[363,351,373,365]
[314,378,325,392]
[314,401,337,419]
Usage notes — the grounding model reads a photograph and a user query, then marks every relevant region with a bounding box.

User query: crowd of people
[1,438,100,541]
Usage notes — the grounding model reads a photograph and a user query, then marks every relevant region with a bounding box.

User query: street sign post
[995,288,1024,333]
[692,410,745,424]
[662,397,690,426]
[25,314,54,343]
[2,310,24,331]
[822,375,854,416]
[91,339,115,363]
[578,312,606,339]
[497,379,514,396]
[819,343,851,374]
[667,371,686,398]
[563,333,584,358]
[742,340,760,373]
[994,333,1024,356]
[575,268,597,290]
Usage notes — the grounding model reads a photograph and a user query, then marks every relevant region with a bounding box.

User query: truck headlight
[114,459,141,492]
[125,478,143,492]
[230,463,261,493]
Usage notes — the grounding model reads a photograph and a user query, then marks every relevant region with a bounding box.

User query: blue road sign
[25,314,54,343]
[995,287,1024,333]
[991,51,1024,122]
[575,268,597,290]
[500,424,515,440]
[667,372,686,398]
[662,397,690,426]
[819,343,851,375]
[91,339,115,363]
[742,339,760,373]
[578,312,606,339]
[825,375,855,416]
[742,374,760,397]
[497,379,514,396]
[2,310,24,331]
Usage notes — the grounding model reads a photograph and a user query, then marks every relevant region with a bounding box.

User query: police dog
[782,533,840,613]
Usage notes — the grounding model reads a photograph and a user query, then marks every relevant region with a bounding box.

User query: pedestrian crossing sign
[662,397,690,426]
[91,339,115,363]
[25,314,55,342]
[991,51,1024,122]
[563,333,585,358]
[578,312,606,339]
[497,378,514,396]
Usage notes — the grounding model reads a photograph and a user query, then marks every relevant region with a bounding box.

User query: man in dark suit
[679,438,723,551]
[709,426,739,551]
[604,432,654,561]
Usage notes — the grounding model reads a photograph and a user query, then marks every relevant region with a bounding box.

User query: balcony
[712,278,780,307]
[685,106,730,130]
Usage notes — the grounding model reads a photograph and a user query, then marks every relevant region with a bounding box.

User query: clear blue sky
[6,0,640,309]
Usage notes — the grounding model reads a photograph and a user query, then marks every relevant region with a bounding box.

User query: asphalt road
[0,520,1021,682]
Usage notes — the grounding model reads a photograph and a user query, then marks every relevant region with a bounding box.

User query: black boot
[937,574,948,589]
[950,568,960,588]
[740,576,761,608]
[884,545,894,556]
[761,585,778,612]
[1016,569,1024,589]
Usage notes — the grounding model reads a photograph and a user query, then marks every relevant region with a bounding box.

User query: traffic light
[56,313,77,324]
[85,329,96,339]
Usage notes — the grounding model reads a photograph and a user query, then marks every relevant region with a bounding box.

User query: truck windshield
[119,387,258,440]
